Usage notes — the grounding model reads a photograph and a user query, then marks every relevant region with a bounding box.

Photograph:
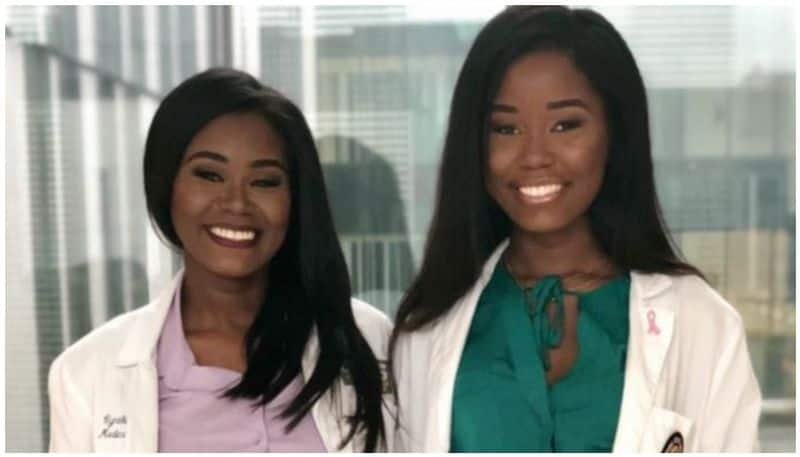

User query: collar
[489,238,674,300]
[630,270,672,300]
[156,278,242,391]
[426,238,679,452]
[614,270,678,452]
[114,269,342,450]
[425,239,508,451]
[426,237,677,381]
[116,268,325,381]
[485,239,676,388]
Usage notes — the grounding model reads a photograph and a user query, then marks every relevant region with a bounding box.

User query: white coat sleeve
[48,354,93,452]
[699,317,762,451]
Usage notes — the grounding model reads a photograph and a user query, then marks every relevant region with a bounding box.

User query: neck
[505,216,616,285]
[180,256,266,334]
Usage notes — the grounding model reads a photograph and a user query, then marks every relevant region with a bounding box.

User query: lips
[204,225,261,248]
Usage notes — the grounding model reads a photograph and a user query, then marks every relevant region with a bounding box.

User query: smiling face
[171,111,291,280]
[485,51,609,237]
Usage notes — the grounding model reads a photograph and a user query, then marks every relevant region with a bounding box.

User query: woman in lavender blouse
[48,68,393,452]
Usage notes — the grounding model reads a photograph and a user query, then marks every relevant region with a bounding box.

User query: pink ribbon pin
[647,309,661,335]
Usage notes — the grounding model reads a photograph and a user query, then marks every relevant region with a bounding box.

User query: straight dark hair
[144,68,385,451]
[391,5,702,338]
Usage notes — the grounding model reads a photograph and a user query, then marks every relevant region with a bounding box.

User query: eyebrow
[491,98,589,113]
[546,98,588,110]
[186,150,287,171]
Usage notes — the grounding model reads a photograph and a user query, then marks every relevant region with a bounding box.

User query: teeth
[519,184,563,198]
[209,226,256,241]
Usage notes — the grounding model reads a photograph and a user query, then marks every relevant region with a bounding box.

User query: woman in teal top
[452,264,630,451]
[389,5,723,453]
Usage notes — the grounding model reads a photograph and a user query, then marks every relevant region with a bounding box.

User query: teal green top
[450,262,631,452]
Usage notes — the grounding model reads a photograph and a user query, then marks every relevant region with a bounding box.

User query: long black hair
[391,5,701,337]
[144,68,385,451]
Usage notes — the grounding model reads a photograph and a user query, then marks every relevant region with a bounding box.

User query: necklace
[503,253,538,290]
[502,250,619,294]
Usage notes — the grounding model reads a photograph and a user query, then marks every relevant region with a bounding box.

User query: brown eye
[192,169,223,182]
[491,123,521,135]
[251,178,282,188]
[552,119,583,133]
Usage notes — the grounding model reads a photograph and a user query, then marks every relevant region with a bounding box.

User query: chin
[204,261,267,281]
[512,215,579,236]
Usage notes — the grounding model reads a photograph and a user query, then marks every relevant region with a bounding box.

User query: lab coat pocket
[640,407,693,453]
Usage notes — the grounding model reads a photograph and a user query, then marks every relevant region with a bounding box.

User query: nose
[217,179,251,214]
[519,128,554,168]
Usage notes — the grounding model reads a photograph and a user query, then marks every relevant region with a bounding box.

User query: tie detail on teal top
[450,262,631,452]
[525,276,567,371]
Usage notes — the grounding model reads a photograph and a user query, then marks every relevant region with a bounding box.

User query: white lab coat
[392,239,762,452]
[48,270,396,452]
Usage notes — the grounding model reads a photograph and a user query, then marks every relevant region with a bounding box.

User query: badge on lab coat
[661,432,684,453]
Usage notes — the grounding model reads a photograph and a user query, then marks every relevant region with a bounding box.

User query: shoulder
[350,297,392,334]
[49,305,152,381]
[47,304,154,433]
[350,298,393,356]
[667,274,744,331]
[636,272,747,344]
[351,297,392,328]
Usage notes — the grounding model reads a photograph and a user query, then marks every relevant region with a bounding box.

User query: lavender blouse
[156,284,327,452]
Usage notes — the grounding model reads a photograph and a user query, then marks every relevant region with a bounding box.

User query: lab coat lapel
[613,272,674,452]
[426,241,509,451]
[106,270,181,452]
